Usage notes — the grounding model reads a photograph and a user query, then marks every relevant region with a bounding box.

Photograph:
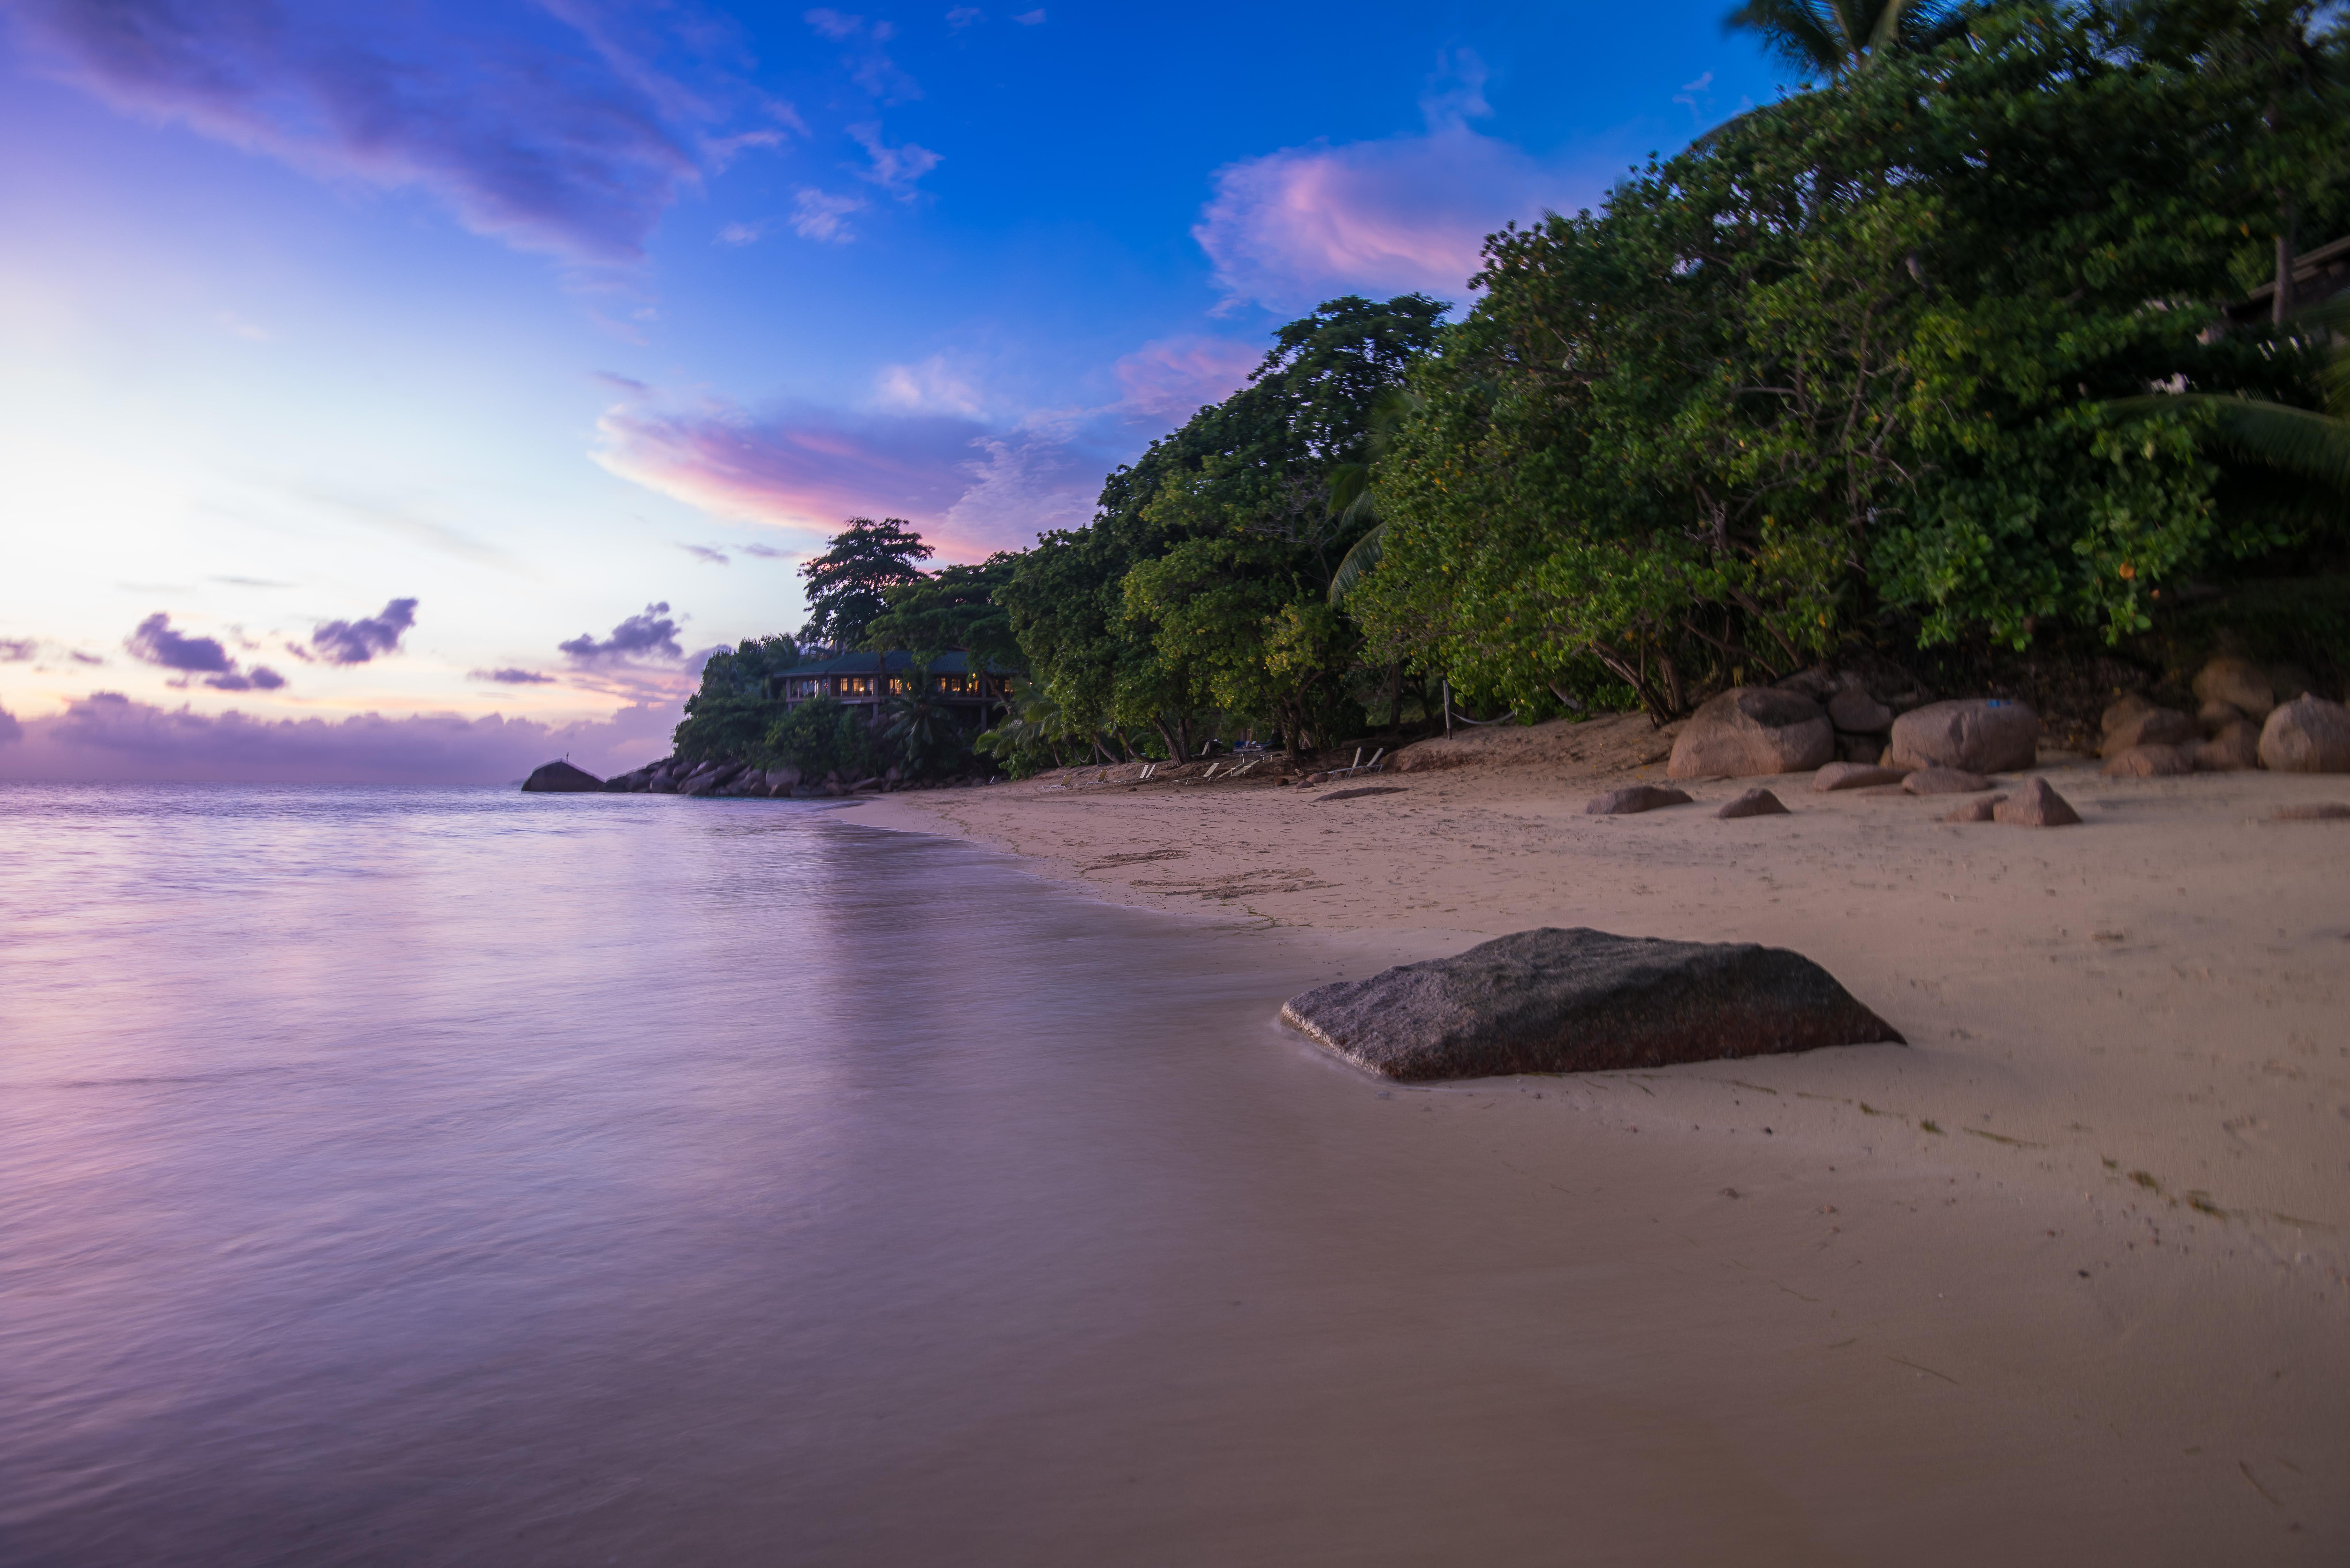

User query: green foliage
[672,635,801,762]
[762,696,880,781]
[863,553,1024,669]
[1722,0,1968,77]
[799,517,934,649]
[1349,0,2346,720]
[1002,294,1443,756]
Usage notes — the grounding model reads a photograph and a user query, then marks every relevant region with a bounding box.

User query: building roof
[785,650,1009,676]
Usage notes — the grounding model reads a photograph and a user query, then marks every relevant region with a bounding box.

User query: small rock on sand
[1586,785,1693,815]
[2270,803,2350,821]
[1717,787,1790,818]
[1943,795,2005,822]
[1993,777,2081,827]
[1278,927,1905,1081]
[2103,743,2193,778]
[1813,762,1908,791]
[1904,767,1994,795]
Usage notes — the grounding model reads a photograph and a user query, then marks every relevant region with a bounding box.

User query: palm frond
[1723,0,1851,73]
[1327,520,1391,605]
[2108,393,2350,501]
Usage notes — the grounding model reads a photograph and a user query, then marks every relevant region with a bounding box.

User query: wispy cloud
[679,543,731,564]
[1,0,785,272]
[790,186,867,241]
[1191,53,1606,314]
[1114,336,1262,420]
[1012,9,1045,23]
[470,667,556,684]
[849,123,941,196]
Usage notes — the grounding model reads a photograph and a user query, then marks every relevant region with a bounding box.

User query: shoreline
[854,735,2350,1285]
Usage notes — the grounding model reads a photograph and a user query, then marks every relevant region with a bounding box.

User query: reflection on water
[0,786,2241,1565]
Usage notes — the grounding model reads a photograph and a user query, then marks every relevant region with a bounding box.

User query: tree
[799,517,934,649]
[672,634,800,761]
[1351,0,2331,720]
[1004,294,1444,759]
[1722,0,1967,77]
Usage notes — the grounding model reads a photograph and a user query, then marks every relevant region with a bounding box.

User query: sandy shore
[851,716,2350,1552]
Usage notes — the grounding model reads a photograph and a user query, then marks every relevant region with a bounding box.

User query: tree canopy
[798,516,935,649]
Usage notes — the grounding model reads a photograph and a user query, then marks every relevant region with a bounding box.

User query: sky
[0,0,1781,780]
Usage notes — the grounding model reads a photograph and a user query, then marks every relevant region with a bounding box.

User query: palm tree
[1323,388,1423,605]
[2108,296,2350,507]
[1721,0,1966,77]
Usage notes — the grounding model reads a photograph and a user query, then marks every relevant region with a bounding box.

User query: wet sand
[853,731,2350,1558]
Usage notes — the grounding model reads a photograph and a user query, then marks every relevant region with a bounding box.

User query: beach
[848,718,2350,1553]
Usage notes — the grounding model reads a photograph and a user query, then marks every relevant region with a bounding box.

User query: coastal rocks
[1813,762,1908,791]
[2194,721,2262,773]
[1943,795,2004,823]
[1278,926,1905,1082]
[521,760,603,792]
[1888,698,2040,774]
[1827,686,1893,735]
[1586,785,1693,815]
[2101,705,2197,756]
[2258,695,2350,773]
[2104,744,2193,778]
[1993,777,2081,827]
[2193,656,2274,720]
[1716,787,1789,819]
[1903,767,1994,795]
[1666,688,1834,779]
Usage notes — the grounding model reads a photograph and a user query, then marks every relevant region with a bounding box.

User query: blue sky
[0,0,1780,778]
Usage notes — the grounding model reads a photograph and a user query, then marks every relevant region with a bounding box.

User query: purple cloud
[1191,60,1607,314]
[309,597,418,664]
[0,637,36,661]
[679,544,730,565]
[0,691,681,782]
[125,612,235,673]
[1115,336,1263,420]
[203,666,288,691]
[472,667,556,684]
[0,0,778,268]
[0,704,21,744]
[560,602,684,664]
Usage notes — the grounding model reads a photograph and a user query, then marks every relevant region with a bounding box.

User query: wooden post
[1442,678,1452,738]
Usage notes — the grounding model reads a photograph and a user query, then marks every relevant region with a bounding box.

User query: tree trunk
[1385,663,1404,731]
[2273,192,2297,327]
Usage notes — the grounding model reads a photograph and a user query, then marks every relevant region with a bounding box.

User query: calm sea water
[0,786,2275,1565]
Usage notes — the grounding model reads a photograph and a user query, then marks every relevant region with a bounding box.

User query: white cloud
[791,187,867,241]
[849,123,943,196]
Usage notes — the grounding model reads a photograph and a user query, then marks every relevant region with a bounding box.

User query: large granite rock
[1993,777,2081,827]
[2101,706,2197,756]
[2193,656,2274,720]
[1888,698,2039,773]
[1666,688,1834,779]
[2259,695,2350,773]
[521,760,603,792]
[1278,927,1904,1081]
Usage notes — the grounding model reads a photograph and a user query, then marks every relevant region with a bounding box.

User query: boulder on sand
[2194,721,2261,773]
[1944,795,2005,823]
[2258,695,2350,773]
[521,760,603,792]
[2101,706,2197,756]
[1813,761,1908,792]
[2193,656,2274,720]
[2103,744,2193,778]
[1903,767,1994,795]
[1585,785,1693,815]
[1888,698,2039,773]
[1666,688,1834,779]
[1278,927,1905,1082]
[1827,686,1893,735]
